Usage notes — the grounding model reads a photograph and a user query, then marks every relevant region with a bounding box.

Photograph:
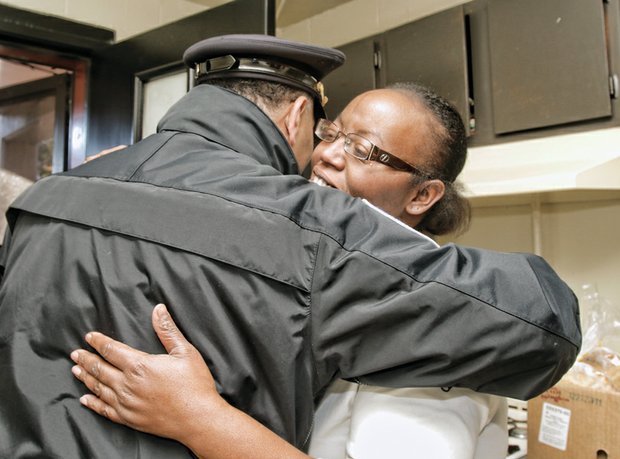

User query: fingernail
[80,395,89,407]
[70,351,79,363]
[72,365,82,377]
[155,303,168,320]
[85,333,92,343]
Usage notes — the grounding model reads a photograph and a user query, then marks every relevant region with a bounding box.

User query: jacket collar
[157,84,300,175]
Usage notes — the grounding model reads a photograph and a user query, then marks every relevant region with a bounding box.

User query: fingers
[84,145,127,163]
[71,360,113,402]
[81,331,146,370]
[152,303,192,356]
[78,394,125,425]
[71,349,121,392]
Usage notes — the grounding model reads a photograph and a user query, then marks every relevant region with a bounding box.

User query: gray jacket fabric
[0,85,580,457]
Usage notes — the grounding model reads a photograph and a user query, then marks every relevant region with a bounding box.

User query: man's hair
[204,78,310,115]
[388,82,471,237]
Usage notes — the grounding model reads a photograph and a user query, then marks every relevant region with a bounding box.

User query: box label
[538,402,571,450]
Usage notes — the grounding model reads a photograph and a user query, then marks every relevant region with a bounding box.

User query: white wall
[438,198,620,313]
[0,0,218,41]
[543,199,620,311]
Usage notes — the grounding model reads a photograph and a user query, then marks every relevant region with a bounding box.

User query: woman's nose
[312,137,346,170]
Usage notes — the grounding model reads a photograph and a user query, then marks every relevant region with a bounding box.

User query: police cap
[183,34,345,114]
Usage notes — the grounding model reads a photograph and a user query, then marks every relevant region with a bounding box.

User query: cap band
[195,55,328,107]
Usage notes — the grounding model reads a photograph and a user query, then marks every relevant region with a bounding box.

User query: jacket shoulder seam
[127,132,178,181]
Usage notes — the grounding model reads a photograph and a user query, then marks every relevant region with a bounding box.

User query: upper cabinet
[324,0,620,148]
[486,0,611,135]
[321,5,470,129]
[382,6,471,135]
[322,35,378,120]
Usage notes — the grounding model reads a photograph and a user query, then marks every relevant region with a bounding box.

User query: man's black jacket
[0,85,581,457]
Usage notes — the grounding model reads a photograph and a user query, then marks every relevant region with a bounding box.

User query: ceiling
[187,0,354,27]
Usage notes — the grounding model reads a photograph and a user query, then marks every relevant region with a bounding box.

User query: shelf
[460,127,620,206]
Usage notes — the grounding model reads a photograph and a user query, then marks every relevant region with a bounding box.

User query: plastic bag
[563,284,620,391]
[580,283,620,355]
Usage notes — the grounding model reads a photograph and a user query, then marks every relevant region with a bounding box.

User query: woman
[71,83,507,459]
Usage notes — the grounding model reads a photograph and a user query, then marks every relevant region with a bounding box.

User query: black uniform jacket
[0,85,581,457]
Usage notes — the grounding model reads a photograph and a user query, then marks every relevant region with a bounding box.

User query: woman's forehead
[343,90,425,125]
[341,89,437,164]
[344,91,426,135]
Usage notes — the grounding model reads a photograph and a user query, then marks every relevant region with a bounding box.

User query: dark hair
[204,78,309,114]
[388,82,471,236]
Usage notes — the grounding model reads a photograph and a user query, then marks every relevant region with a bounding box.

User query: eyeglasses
[314,118,430,176]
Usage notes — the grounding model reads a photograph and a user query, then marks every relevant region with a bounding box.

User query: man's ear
[280,96,309,148]
[406,179,446,216]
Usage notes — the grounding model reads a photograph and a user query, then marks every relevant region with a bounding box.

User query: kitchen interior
[1,0,619,458]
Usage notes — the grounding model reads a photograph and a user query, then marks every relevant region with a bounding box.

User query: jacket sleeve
[310,232,581,401]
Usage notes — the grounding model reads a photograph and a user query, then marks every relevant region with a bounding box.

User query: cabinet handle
[610,74,619,99]
[373,51,382,69]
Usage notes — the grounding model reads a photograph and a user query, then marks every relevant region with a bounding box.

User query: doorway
[0,43,88,241]
[0,42,89,176]
[0,64,69,181]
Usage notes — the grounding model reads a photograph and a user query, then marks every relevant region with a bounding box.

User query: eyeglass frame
[314,118,433,178]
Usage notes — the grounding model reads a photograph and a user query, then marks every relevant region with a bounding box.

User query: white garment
[309,380,508,459]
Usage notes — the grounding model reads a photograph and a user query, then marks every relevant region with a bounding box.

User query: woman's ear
[406,179,446,216]
[280,96,309,148]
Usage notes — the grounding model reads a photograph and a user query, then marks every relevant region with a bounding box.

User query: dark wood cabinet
[382,6,471,135]
[486,0,612,134]
[327,0,620,147]
[322,5,471,130]
[322,35,379,119]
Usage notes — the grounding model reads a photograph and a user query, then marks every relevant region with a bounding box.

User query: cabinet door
[488,0,611,134]
[382,6,470,133]
[321,36,378,119]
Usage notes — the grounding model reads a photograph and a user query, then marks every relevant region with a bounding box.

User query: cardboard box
[528,380,620,458]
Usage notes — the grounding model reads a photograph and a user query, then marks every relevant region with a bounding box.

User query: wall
[438,199,620,317]
[544,199,620,316]
[0,0,224,41]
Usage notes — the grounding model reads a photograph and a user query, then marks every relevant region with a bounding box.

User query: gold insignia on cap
[316,82,328,107]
